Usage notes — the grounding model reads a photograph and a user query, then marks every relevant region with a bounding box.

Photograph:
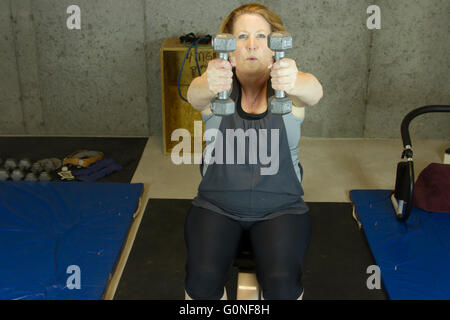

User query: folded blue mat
[350,190,450,300]
[0,181,143,300]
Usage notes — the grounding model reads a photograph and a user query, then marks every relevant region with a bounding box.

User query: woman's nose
[246,36,257,50]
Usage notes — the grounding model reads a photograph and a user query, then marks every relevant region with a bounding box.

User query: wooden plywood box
[160,38,217,156]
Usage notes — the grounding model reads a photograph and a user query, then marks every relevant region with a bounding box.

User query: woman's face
[230,13,274,73]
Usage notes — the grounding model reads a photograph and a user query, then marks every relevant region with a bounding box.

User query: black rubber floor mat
[115,199,387,300]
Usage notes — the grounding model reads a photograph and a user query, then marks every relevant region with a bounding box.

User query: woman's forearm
[287,71,323,107]
[187,73,217,111]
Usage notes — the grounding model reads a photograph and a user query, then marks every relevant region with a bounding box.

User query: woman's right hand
[205,59,235,95]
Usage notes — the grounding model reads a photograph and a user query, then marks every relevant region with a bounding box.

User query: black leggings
[184,205,312,300]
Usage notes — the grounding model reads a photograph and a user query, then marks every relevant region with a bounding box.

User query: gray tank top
[192,69,309,221]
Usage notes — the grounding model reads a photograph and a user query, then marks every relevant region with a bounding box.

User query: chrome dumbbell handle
[273,51,286,99]
[218,51,229,100]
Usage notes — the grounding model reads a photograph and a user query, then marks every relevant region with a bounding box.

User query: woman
[185,3,323,300]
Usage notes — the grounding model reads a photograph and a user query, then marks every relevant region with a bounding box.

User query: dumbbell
[211,33,236,116]
[0,168,9,181]
[11,169,25,181]
[4,158,18,171]
[25,172,38,182]
[268,31,293,115]
[19,158,32,171]
[31,158,61,174]
[31,161,42,174]
[39,171,52,182]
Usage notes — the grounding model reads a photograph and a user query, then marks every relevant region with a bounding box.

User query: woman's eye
[238,34,247,39]
[257,34,266,39]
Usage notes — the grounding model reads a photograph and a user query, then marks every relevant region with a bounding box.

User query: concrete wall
[365,0,450,139]
[0,0,449,139]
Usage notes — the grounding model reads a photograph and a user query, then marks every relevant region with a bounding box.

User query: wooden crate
[160,38,217,156]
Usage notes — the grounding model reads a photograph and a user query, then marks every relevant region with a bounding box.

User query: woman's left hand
[269,58,299,95]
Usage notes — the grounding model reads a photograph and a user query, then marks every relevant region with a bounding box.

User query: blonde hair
[219,3,287,34]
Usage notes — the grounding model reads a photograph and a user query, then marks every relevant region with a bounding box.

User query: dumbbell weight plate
[50,158,62,171]
[31,161,43,174]
[0,168,9,181]
[42,158,61,172]
[25,172,38,182]
[4,158,18,170]
[11,169,25,181]
[39,171,52,182]
[19,158,32,171]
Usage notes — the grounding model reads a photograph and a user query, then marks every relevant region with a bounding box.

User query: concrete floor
[131,136,449,203]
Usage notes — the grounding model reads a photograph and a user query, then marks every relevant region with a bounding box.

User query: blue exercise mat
[350,190,450,300]
[0,181,143,300]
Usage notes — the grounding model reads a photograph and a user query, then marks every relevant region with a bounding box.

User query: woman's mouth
[247,57,257,61]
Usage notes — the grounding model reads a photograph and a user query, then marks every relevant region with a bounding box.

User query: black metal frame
[394,105,450,221]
